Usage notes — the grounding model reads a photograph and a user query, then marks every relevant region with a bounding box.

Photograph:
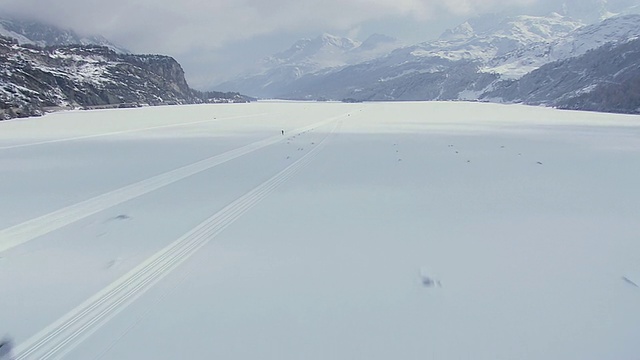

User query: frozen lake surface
[1,101,639,359]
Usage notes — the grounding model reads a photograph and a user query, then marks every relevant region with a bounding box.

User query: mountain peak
[317,33,360,49]
[360,33,399,49]
[439,21,474,41]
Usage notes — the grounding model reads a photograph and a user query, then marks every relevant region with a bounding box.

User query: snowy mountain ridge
[264,33,359,71]
[219,12,586,98]
[216,32,402,98]
[217,6,640,114]
[483,35,640,113]
[484,14,640,78]
[0,16,128,53]
[261,32,401,75]
[419,13,584,63]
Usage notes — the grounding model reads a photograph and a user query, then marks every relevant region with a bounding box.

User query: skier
[0,336,13,360]
[281,129,285,135]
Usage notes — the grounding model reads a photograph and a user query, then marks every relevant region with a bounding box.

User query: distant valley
[218,2,640,114]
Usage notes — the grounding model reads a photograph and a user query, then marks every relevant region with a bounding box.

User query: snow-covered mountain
[484,14,640,78]
[262,33,359,72]
[416,13,583,63]
[218,13,585,99]
[216,33,402,98]
[0,16,128,53]
[483,35,640,113]
[219,5,640,114]
[249,12,585,100]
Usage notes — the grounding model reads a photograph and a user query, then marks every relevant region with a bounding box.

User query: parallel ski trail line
[13,120,342,360]
[0,112,350,254]
[0,112,269,151]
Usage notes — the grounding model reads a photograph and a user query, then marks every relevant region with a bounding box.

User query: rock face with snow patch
[0,37,250,119]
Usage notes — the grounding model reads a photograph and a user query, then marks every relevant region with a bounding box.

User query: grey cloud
[0,0,538,53]
[0,0,547,88]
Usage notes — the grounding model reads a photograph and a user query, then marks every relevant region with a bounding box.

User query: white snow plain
[0,101,639,360]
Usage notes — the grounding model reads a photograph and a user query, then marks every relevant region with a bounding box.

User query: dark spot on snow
[112,214,131,221]
[622,276,638,287]
[106,257,123,269]
[420,276,442,288]
[537,161,543,165]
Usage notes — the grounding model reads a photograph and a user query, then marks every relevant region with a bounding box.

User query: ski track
[13,120,342,360]
[0,113,270,151]
[0,112,350,255]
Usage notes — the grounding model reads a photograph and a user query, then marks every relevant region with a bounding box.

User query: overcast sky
[0,0,630,89]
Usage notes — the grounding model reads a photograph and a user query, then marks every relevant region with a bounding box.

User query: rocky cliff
[0,37,250,120]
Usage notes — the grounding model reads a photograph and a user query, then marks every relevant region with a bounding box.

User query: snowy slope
[263,33,361,72]
[484,14,640,78]
[412,13,583,63]
[483,36,640,113]
[1,102,639,359]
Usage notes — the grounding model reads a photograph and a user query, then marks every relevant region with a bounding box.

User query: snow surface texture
[1,102,639,359]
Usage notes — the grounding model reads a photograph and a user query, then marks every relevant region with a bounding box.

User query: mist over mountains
[0,16,128,53]
[217,0,640,114]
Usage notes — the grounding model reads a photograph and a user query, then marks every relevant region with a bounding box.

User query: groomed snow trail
[13,120,342,360]
[0,112,350,254]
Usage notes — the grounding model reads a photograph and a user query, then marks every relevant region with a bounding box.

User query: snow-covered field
[1,101,639,360]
